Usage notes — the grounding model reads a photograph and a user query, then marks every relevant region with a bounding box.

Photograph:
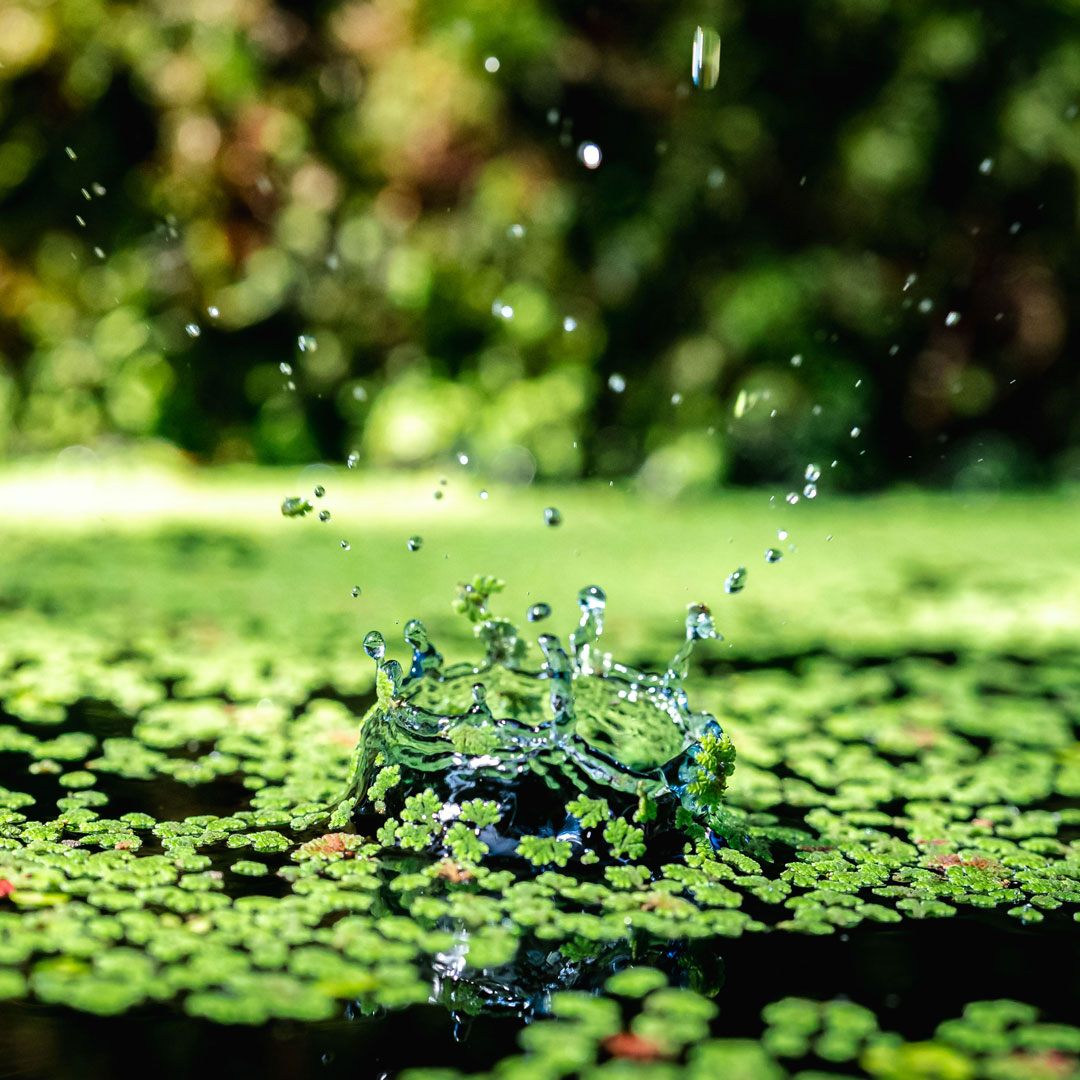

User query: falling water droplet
[91,182,106,196]
[945,311,961,327]
[207,306,219,318]
[313,485,325,498]
[578,142,602,169]
[484,56,500,73]
[691,26,722,89]
[850,426,861,438]
[979,157,994,175]
[280,362,293,375]
[805,464,821,482]
[65,146,77,160]
[803,483,818,499]
[563,316,578,332]
[527,602,552,622]
[903,273,917,292]
[363,631,385,661]
[318,510,331,522]
[341,540,351,550]
[917,298,933,314]
[75,215,86,227]
[351,586,361,598]
[765,548,783,563]
[478,490,488,500]
[724,566,747,594]
[433,490,444,500]
[785,492,799,505]
[347,452,359,469]
[544,507,562,527]
[778,529,788,541]
[407,536,423,552]
[608,373,626,393]
[790,353,803,367]
[185,323,201,338]
[508,223,525,238]
[457,453,469,465]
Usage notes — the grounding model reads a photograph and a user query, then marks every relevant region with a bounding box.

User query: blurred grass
[1,463,1078,669]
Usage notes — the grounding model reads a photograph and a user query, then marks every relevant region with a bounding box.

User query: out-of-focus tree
[0,0,1079,492]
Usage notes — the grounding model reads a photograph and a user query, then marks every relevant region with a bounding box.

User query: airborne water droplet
[608,373,626,393]
[280,362,293,375]
[544,507,562,527]
[351,586,361,598]
[527,602,552,622]
[691,26,721,90]
[803,483,818,499]
[347,452,359,469]
[945,311,961,327]
[765,548,783,563]
[341,540,350,550]
[298,335,316,353]
[363,631,385,660]
[407,536,423,551]
[185,323,201,338]
[850,426,861,438]
[313,485,325,498]
[578,142,602,169]
[724,566,747,594]
[785,492,799,505]
[563,316,577,332]
[805,464,821,482]
[318,510,331,522]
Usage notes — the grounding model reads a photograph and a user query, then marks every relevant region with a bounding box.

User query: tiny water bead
[578,142,602,169]
[347,452,359,469]
[508,223,525,239]
[979,156,995,174]
[279,362,292,376]
[850,426,862,438]
[691,25,722,89]
[433,490,444,500]
[484,56,500,73]
[478,490,488,500]
[527,602,552,622]
[298,334,317,353]
[351,586,362,599]
[785,492,799,505]
[803,483,818,499]
[206,305,219,318]
[724,566,747,594]
[543,507,562,527]
[765,548,783,563]
[185,323,201,338]
[563,316,577,332]
[318,510,331,522]
[407,536,423,552]
[946,310,961,326]
[313,485,325,498]
[65,146,77,160]
[790,353,803,367]
[341,540,351,550]
[608,373,626,393]
[778,529,788,540]
[805,463,821,482]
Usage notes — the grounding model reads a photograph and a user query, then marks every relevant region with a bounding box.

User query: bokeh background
[1,0,1079,494]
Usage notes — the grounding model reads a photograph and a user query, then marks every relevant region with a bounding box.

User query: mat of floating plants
[0,479,1078,1078]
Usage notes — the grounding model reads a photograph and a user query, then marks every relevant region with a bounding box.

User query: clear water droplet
[527,602,552,622]
[185,323,201,338]
[608,373,626,393]
[207,306,219,318]
[691,26,721,89]
[778,529,788,540]
[433,490,444,500]
[457,453,469,465]
[407,536,423,551]
[945,311,961,326]
[478,490,488,500]
[363,631,385,661]
[508,223,525,238]
[313,485,325,498]
[341,540,351,550]
[93,246,105,260]
[351,586,361,598]
[671,393,683,405]
[65,146,77,160]
[803,483,818,499]
[544,507,562,527]
[298,334,317,353]
[850,426,862,439]
[318,510,331,522]
[578,142,602,169]
[484,56,500,73]
[903,273,917,292]
[765,548,783,563]
[790,353,803,367]
[91,182,106,196]
[347,452,359,469]
[979,157,994,175]
[280,362,293,375]
[805,464,821,482]
[785,492,799,505]
[563,316,578,332]
[724,566,747,594]
[917,298,933,314]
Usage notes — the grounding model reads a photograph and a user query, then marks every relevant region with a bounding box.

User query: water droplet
[313,485,325,498]
[207,306,219,318]
[785,492,799,505]
[92,246,105,260]
[478,490,488,500]
[363,631,385,661]
[81,188,91,200]
[543,507,562,527]
[351,586,361,598]
[484,56,500,72]
[691,25,721,89]
[185,324,201,338]
[563,316,578,332]
[850,426,861,438]
[433,490,444,500]
[91,182,106,196]
[671,393,683,405]
[457,453,469,465]
[578,142,602,169]
[945,311,961,327]
[73,214,85,227]
[608,373,626,392]
[805,463,821,482]
[347,452,359,469]
[527,602,552,622]
[917,298,933,314]
[803,483,818,499]
[903,273,917,292]
[341,540,351,550]
[1009,221,1021,235]
[280,361,293,375]
[790,353,803,367]
[979,157,994,175]
[298,334,317,353]
[777,529,788,541]
[318,510,331,522]
[508,223,525,238]
[765,548,783,563]
[407,536,423,551]
[65,146,77,160]
[724,566,747,594]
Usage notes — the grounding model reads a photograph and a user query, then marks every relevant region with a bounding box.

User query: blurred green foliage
[1,0,1079,490]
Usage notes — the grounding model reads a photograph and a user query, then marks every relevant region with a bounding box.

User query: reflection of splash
[344,586,730,841]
